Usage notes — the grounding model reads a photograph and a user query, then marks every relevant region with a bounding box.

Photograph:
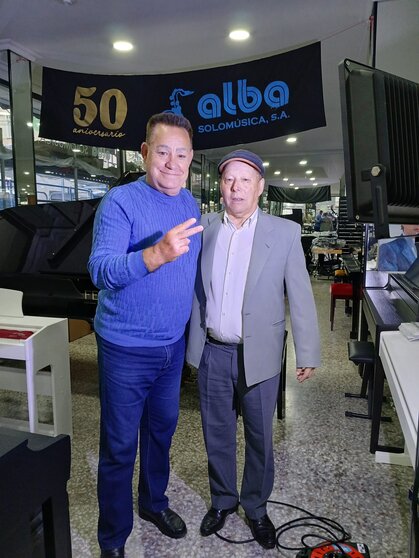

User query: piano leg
[42,490,72,558]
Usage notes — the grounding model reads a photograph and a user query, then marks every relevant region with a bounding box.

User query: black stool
[345,341,391,422]
[346,340,374,419]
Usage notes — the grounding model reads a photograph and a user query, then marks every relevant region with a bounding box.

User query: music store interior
[0,1,418,557]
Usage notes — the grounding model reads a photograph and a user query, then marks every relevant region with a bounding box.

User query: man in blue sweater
[88,113,202,558]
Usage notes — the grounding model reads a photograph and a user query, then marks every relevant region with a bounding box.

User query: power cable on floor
[215,498,369,557]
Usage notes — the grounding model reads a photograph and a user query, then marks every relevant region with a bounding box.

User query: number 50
[73,86,128,130]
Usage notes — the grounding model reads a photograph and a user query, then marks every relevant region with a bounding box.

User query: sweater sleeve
[88,190,149,290]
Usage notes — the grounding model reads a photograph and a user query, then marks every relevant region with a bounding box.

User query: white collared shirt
[206,209,258,343]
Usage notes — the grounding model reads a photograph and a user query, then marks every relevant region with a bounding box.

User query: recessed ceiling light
[310,177,315,181]
[283,177,289,181]
[23,171,30,175]
[299,160,307,166]
[229,29,250,41]
[290,183,294,186]
[113,41,133,52]
[294,186,299,190]
[274,170,281,175]
[313,182,318,186]
[262,161,269,167]
[286,137,297,143]
[305,169,313,174]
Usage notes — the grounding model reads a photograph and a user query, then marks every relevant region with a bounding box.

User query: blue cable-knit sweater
[88,178,201,347]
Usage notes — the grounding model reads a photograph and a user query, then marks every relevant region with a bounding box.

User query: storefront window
[0,52,15,209]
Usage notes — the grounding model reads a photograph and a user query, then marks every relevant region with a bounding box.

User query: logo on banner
[197,79,289,118]
[164,88,194,114]
[163,79,290,134]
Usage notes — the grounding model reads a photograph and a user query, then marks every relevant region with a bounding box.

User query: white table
[378,331,419,467]
[0,315,72,437]
[379,330,419,558]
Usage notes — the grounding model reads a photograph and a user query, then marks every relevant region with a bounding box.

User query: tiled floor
[1,278,414,557]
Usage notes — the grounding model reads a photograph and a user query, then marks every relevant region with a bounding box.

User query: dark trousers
[198,339,279,519]
[96,334,185,550]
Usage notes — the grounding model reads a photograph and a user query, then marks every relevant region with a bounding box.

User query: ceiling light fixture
[299,160,307,166]
[294,187,299,190]
[274,170,281,175]
[310,177,315,181]
[313,182,318,186]
[286,137,297,144]
[229,29,250,41]
[263,161,269,167]
[283,177,289,181]
[305,169,313,174]
[113,41,133,52]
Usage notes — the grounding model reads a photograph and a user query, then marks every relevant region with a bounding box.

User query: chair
[0,288,72,436]
[345,340,390,422]
[329,282,353,330]
[345,340,374,419]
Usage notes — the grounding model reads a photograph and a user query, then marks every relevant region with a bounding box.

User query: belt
[206,335,242,348]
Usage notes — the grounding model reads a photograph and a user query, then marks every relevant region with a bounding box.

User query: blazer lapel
[243,210,274,303]
[201,212,222,297]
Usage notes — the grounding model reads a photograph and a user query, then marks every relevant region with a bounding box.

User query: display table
[0,315,72,437]
[379,331,419,558]
[378,331,419,467]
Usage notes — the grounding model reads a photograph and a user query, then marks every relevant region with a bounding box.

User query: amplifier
[296,542,370,558]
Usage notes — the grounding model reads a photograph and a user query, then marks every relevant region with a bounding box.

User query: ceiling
[0,0,415,196]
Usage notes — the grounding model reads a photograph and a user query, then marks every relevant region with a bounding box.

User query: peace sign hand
[143,218,203,272]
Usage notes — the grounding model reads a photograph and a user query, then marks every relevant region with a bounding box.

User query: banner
[39,42,325,151]
[267,185,331,203]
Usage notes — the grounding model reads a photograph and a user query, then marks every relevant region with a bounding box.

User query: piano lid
[0,200,100,320]
[0,199,100,276]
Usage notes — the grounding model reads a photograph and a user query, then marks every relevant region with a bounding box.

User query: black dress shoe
[139,507,187,538]
[100,547,124,558]
[200,504,239,536]
[246,514,276,549]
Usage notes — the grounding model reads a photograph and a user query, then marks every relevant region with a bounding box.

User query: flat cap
[218,149,265,177]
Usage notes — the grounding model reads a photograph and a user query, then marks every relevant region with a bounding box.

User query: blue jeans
[96,334,185,550]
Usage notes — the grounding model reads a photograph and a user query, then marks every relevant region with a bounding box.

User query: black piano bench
[345,341,375,420]
[345,341,391,422]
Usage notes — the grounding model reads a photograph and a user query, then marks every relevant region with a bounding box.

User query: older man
[187,149,321,549]
[89,113,202,558]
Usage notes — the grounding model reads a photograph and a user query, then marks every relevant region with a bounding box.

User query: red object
[330,282,353,297]
[0,329,34,340]
[330,282,354,330]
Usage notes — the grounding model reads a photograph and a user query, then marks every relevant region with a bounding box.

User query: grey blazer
[186,209,321,387]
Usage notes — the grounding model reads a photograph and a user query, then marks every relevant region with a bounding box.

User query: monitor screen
[405,257,419,289]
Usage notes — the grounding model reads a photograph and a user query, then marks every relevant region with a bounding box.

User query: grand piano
[0,200,100,321]
[360,261,419,455]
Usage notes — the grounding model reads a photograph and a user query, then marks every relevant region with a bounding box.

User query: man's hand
[143,218,203,272]
[296,367,315,383]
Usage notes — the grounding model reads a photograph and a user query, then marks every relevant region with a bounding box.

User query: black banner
[267,185,331,203]
[39,42,325,151]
